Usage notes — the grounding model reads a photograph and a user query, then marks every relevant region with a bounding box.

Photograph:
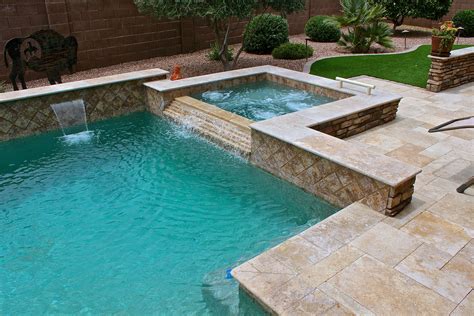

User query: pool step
[163,97,252,157]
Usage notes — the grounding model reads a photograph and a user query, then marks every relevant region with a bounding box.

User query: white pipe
[336,77,376,95]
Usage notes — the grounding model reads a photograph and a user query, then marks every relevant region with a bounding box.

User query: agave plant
[330,0,394,53]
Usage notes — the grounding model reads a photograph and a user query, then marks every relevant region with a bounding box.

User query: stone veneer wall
[163,96,252,156]
[251,130,415,216]
[312,101,399,138]
[0,75,166,141]
[426,48,474,92]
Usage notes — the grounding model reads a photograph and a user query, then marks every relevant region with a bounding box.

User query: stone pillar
[426,47,474,92]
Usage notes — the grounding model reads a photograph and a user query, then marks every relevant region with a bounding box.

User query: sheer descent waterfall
[51,99,88,135]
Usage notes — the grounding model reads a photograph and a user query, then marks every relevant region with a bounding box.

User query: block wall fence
[0,0,340,81]
[0,0,468,81]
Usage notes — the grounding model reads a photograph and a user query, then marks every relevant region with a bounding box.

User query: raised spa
[192,80,335,121]
[0,112,338,314]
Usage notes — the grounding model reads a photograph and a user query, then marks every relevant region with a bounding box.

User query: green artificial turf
[310,45,472,88]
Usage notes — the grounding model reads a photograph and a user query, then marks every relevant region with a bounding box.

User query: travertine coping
[251,94,421,188]
[144,65,355,99]
[0,68,169,104]
[428,46,474,60]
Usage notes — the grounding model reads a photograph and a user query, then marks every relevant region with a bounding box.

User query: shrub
[453,10,474,37]
[272,43,314,59]
[206,42,233,61]
[305,16,341,42]
[370,0,452,30]
[330,0,394,53]
[243,14,289,54]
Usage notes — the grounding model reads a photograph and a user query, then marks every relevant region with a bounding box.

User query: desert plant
[272,43,314,59]
[330,0,394,53]
[207,42,233,61]
[370,0,452,30]
[453,10,474,37]
[243,14,289,54]
[305,16,341,42]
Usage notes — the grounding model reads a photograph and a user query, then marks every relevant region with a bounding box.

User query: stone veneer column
[426,47,474,92]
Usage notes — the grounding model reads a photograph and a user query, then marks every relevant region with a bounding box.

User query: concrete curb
[303,44,424,73]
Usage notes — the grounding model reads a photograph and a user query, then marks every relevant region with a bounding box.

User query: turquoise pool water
[193,80,335,121]
[0,112,338,315]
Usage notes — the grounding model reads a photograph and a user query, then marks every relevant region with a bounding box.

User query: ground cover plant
[272,43,313,59]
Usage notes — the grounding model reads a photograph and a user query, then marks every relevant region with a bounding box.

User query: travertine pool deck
[233,79,474,315]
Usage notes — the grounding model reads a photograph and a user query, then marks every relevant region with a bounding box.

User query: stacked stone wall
[427,48,474,92]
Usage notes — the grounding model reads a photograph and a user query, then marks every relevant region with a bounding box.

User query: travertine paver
[328,255,457,315]
[282,289,353,316]
[401,211,471,255]
[232,80,474,315]
[428,193,474,235]
[452,290,474,316]
[350,222,422,266]
[395,243,471,303]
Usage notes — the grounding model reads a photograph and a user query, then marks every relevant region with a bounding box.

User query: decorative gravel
[11,26,474,90]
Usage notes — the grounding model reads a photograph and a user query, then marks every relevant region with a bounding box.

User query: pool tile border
[0,69,168,141]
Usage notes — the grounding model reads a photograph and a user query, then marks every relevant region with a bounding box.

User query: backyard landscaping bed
[14,27,474,91]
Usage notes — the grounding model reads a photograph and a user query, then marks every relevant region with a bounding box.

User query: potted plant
[431,21,458,57]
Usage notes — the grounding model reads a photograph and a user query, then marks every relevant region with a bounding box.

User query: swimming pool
[0,112,338,314]
[192,80,335,121]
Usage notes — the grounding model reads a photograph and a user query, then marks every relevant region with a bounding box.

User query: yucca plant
[330,0,394,53]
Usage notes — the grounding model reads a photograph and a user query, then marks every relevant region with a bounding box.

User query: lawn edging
[306,45,472,88]
[303,45,423,73]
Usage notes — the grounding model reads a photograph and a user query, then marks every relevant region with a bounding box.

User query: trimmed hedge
[305,15,341,42]
[243,14,289,54]
[453,10,474,37]
[272,43,314,60]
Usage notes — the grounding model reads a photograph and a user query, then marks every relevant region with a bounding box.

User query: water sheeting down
[51,99,88,135]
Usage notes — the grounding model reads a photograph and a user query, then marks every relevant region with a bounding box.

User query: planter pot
[431,36,455,57]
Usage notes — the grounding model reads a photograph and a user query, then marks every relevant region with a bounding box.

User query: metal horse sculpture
[4,30,78,91]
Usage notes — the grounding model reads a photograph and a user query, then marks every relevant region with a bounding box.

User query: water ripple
[0,112,338,315]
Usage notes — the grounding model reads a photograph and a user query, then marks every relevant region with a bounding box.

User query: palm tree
[330,0,394,53]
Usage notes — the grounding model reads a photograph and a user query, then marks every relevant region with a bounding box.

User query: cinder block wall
[0,0,343,81]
